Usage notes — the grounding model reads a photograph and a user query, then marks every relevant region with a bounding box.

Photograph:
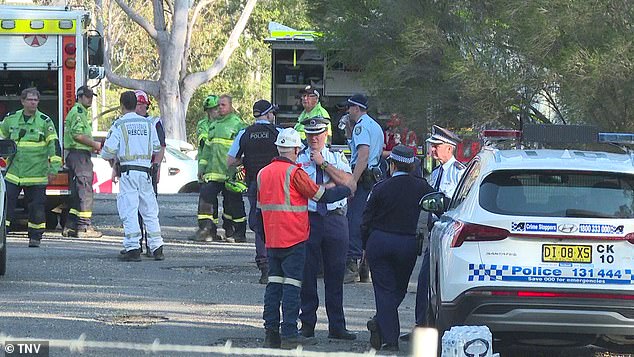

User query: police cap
[301,116,330,135]
[426,125,461,147]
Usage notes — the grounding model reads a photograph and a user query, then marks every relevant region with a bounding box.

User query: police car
[421,125,634,348]
[0,139,17,276]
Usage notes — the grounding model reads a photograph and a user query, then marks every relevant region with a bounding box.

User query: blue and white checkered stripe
[468,264,510,281]
[627,269,633,283]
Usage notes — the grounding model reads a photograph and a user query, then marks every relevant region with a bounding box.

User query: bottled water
[338,114,350,130]
[441,325,497,357]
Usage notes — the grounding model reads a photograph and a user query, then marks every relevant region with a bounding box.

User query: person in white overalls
[102,91,164,262]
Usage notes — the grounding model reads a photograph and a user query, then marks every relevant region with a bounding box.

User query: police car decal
[511,222,624,235]
[468,264,634,285]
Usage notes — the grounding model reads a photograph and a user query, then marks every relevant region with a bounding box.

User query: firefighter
[294,86,332,143]
[227,99,281,284]
[296,117,357,341]
[193,95,246,242]
[101,91,164,261]
[258,128,353,349]
[361,145,435,351]
[0,87,62,247]
[62,85,103,238]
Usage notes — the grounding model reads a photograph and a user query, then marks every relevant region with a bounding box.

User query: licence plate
[542,244,592,263]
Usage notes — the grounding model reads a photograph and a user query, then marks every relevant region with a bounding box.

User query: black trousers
[66,150,94,229]
[6,182,46,240]
[197,181,246,235]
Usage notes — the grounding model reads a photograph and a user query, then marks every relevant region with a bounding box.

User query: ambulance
[0,5,103,229]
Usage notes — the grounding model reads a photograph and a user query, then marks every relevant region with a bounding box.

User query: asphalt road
[0,194,632,356]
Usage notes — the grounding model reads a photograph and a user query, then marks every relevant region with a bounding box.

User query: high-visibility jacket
[198,112,245,182]
[295,102,331,140]
[0,109,62,186]
[101,112,161,167]
[64,102,93,151]
[257,157,325,248]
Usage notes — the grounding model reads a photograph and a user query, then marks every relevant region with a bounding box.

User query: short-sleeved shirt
[296,147,352,211]
[428,156,466,199]
[349,113,384,168]
[64,102,93,151]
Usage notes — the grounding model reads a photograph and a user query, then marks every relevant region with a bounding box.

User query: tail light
[168,167,180,176]
[65,57,76,68]
[488,290,634,300]
[64,43,76,55]
[451,221,509,248]
[626,233,634,244]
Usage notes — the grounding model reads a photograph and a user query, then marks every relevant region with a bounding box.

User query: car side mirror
[0,139,17,156]
[420,191,448,215]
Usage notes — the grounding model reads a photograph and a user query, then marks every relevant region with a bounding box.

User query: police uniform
[362,145,435,351]
[345,94,384,280]
[295,117,356,340]
[228,100,281,282]
[63,86,101,237]
[101,111,164,260]
[414,125,466,327]
[0,105,62,247]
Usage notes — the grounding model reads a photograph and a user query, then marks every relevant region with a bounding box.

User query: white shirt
[296,147,352,212]
[428,156,466,199]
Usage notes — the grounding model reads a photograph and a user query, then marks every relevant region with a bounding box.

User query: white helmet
[275,128,303,148]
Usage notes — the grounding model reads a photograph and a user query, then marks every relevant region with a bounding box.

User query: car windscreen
[165,145,192,160]
[479,170,634,218]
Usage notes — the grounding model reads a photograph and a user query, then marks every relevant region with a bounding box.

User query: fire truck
[0,5,103,229]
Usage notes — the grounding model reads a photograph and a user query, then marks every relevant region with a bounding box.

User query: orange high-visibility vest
[257,159,310,248]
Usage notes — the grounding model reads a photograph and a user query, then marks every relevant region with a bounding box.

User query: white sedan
[92,143,199,194]
[421,128,634,349]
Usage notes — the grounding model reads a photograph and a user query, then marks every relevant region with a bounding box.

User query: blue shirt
[296,147,352,212]
[348,113,383,168]
[428,156,466,199]
[228,119,281,158]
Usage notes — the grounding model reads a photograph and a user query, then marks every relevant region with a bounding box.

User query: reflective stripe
[222,213,233,220]
[146,122,152,157]
[120,154,152,162]
[268,275,302,288]
[148,231,162,238]
[28,222,46,230]
[0,19,76,35]
[210,138,234,146]
[50,155,62,163]
[69,208,92,218]
[125,232,141,238]
[258,165,308,212]
[5,220,10,227]
[204,172,227,181]
[5,173,48,185]
[232,216,247,223]
[45,134,57,143]
[197,214,218,223]
[103,147,117,155]
[121,124,130,159]
[17,141,46,147]
[199,159,208,165]
[311,185,325,201]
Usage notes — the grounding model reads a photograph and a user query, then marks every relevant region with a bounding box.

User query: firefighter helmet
[203,95,220,110]
[134,90,151,106]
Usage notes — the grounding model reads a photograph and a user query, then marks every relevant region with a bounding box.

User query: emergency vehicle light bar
[481,130,521,140]
[597,133,634,145]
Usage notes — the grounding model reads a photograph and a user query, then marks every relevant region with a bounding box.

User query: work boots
[153,246,165,261]
[28,238,41,248]
[358,256,371,283]
[343,259,359,284]
[75,226,103,238]
[280,334,317,349]
[263,329,281,348]
[190,228,220,242]
[119,248,142,262]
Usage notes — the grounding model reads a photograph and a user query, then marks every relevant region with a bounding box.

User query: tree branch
[181,0,215,81]
[184,0,258,91]
[153,0,167,32]
[113,0,158,40]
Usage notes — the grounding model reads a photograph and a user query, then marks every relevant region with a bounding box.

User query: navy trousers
[247,181,267,269]
[415,247,430,326]
[263,241,306,337]
[346,184,371,261]
[366,229,418,345]
[300,212,348,333]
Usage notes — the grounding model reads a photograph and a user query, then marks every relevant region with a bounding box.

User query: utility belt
[309,207,345,216]
[357,166,383,190]
[120,165,151,174]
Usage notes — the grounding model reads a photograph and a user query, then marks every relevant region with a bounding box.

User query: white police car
[421,126,634,348]
[0,139,17,276]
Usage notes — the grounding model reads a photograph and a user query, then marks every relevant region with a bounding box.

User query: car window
[165,145,192,160]
[449,160,481,210]
[479,170,634,218]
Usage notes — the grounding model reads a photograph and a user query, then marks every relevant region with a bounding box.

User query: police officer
[63,85,103,238]
[402,125,466,340]
[343,94,384,284]
[102,91,164,261]
[227,99,281,284]
[362,145,435,352]
[296,117,357,341]
[0,87,62,247]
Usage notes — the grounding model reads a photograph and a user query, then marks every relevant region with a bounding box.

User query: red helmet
[134,90,151,106]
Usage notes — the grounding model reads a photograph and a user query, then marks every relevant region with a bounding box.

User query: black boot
[119,248,142,262]
[259,267,269,284]
[367,317,382,350]
[359,256,370,283]
[263,329,281,348]
[343,259,358,284]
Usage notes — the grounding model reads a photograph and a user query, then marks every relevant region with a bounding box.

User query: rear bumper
[441,287,634,335]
